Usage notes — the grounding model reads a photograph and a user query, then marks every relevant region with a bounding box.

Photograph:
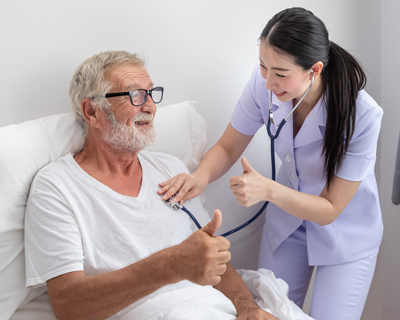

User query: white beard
[102,109,156,153]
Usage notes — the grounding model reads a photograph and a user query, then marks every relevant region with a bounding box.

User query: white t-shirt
[24,151,213,319]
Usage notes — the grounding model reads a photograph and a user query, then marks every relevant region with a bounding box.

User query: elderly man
[24,51,278,320]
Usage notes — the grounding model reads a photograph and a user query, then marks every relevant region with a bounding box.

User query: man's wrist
[234,297,260,316]
[158,246,184,284]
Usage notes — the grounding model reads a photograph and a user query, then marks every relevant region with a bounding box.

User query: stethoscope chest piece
[165,195,182,211]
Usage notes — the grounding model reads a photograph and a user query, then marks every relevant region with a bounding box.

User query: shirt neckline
[65,153,148,203]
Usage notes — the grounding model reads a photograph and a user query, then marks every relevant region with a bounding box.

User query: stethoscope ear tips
[310,70,315,82]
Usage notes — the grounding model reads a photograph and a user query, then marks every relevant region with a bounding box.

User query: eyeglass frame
[104,86,164,106]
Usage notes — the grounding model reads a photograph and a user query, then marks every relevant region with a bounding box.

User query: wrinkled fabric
[121,269,314,320]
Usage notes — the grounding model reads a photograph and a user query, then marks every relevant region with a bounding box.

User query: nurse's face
[259,44,313,103]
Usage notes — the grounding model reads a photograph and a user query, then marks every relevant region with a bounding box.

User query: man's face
[101,64,157,153]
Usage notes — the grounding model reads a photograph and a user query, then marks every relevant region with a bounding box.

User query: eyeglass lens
[130,87,163,106]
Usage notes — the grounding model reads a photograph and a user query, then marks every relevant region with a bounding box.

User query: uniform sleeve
[336,106,383,181]
[230,66,266,135]
[25,177,84,288]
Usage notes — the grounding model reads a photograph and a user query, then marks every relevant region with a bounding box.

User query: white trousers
[258,221,378,320]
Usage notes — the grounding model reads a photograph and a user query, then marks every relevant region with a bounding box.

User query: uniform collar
[293,94,326,148]
[269,91,327,150]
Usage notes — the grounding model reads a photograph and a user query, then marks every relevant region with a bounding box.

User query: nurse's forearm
[194,143,237,185]
[267,181,337,225]
[267,175,361,226]
[195,123,253,185]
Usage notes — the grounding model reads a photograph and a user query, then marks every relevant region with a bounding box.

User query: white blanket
[121,269,314,320]
[237,269,314,320]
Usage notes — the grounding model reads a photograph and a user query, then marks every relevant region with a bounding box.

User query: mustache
[133,112,154,123]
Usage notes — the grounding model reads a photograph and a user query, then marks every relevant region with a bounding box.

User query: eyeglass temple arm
[105,92,130,98]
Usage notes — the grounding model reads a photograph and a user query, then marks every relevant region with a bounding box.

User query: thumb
[201,209,222,237]
[241,156,254,174]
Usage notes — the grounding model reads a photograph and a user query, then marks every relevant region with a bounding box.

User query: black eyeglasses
[105,86,164,106]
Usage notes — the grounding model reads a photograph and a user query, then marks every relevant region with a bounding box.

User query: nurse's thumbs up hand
[229,156,273,207]
[172,209,231,286]
[241,155,256,174]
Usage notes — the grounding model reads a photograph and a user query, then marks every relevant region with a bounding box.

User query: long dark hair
[259,7,366,188]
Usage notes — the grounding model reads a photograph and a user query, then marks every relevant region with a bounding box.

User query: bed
[0,101,313,320]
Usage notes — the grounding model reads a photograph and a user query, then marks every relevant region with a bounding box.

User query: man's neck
[73,136,143,197]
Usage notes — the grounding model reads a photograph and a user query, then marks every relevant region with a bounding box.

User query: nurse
[158,7,383,320]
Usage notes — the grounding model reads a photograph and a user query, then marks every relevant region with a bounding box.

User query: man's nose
[141,96,156,113]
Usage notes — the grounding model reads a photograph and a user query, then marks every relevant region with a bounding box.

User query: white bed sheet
[11,269,314,320]
[120,269,314,320]
[10,292,55,320]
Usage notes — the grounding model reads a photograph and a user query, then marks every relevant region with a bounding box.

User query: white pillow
[146,100,207,173]
[0,113,84,320]
[0,101,206,318]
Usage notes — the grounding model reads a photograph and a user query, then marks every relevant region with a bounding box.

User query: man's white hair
[69,51,145,133]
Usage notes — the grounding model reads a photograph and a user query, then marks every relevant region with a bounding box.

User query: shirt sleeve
[230,66,266,135]
[336,105,383,181]
[25,175,84,288]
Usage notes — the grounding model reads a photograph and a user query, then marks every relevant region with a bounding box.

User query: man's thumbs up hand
[201,209,222,238]
[172,209,231,286]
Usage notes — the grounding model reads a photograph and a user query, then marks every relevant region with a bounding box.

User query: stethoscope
[165,72,315,237]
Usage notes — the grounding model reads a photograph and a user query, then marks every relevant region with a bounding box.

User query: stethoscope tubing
[180,114,284,238]
[176,73,314,237]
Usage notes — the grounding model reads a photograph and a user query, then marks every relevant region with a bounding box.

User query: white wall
[0,0,391,318]
[350,2,383,319]
[380,1,400,319]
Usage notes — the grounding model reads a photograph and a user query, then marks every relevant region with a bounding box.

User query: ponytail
[260,8,367,188]
[322,41,366,188]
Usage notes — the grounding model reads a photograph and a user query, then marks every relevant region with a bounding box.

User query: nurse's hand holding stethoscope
[229,157,275,207]
[158,172,207,205]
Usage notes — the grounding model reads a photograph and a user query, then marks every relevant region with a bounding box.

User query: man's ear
[81,99,102,129]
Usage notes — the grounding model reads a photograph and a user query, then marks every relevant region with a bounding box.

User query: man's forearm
[48,218,230,320]
[213,263,260,315]
[48,246,180,320]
